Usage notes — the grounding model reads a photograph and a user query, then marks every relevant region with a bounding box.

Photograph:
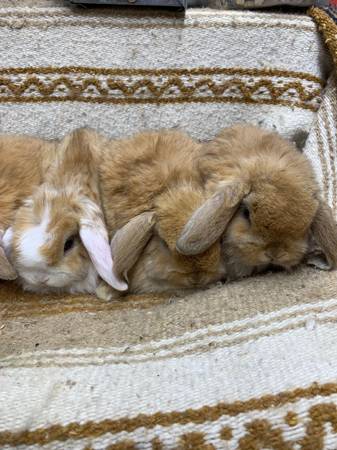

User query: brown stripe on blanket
[0,66,324,82]
[310,7,337,67]
[0,381,336,447]
[0,66,323,110]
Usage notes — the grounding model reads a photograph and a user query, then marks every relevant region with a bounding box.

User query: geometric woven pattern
[0,66,323,110]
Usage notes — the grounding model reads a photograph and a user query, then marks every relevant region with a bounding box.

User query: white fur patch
[3,227,13,256]
[18,208,50,268]
[19,263,99,295]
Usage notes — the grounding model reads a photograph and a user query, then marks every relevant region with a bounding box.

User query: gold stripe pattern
[0,382,336,447]
[315,121,330,200]
[0,66,323,109]
[309,7,337,67]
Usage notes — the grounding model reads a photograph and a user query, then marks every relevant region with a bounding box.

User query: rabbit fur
[0,134,58,280]
[3,129,126,294]
[5,125,337,299]
[177,124,337,279]
[95,129,225,300]
[97,125,337,300]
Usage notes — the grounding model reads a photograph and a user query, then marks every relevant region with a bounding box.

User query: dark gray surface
[69,0,191,8]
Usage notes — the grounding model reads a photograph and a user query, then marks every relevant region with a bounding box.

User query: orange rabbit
[177,124,337,278]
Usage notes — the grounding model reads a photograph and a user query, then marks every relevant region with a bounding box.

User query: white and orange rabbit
[3,129,126,294]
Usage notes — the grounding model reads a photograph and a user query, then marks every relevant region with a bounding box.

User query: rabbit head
[176,125,337,279]
[97,183,225,300]
[4,129,127,294]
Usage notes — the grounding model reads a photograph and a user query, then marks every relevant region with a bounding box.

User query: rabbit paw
[95,280,123,302]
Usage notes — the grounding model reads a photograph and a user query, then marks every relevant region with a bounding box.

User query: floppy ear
[306,201,337,270]
[176,181,249,256]
[0,228,17,280]
[80,224,128,291]
[111,212,156,280]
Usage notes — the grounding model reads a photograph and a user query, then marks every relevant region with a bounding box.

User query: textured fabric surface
[304,74,337,218]
[211,0,314,9]
[1,267,336,356]
[305,7,337,219]
[2,289,337,448]
[1,3,337,450]
[0,6,331,143]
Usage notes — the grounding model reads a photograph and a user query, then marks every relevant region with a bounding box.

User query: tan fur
[155,184,222,274]
[111,212,156,279]
[7,125,335,298]
[11,128,104,269]
[7,129,113,294]
[97,125,336,299]
[97,131,225,298]
[12,186,87,271]
[128,184,224,295]
[44,128,104,204]
[0,238,16,280]
[99,130,203,232]
[0,134,57,230]
[190,124,325,279]
[0,135,58,278]
[176,181,250,255]
[306,201,337,270]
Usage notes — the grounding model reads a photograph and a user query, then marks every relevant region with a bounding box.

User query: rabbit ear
[176,181,249,256]
[59,129,128,291]
[0,228,17,280]
[111,212,156,280]
[306,201,337,270]
[80,224,128,292]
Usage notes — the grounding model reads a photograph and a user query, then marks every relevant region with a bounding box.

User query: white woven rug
[0,4,330,144]
[1,3,337,450]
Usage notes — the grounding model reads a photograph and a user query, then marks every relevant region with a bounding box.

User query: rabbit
[0,134,59,280]
[91,129,225,300]
[3,128,127,295]
[176,124,337,279]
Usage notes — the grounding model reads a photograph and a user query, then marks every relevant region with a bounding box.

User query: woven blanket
[1,3,337,450]
[0,4,330,143]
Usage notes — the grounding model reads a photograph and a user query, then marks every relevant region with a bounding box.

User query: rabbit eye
[241,205,250,222]
[64,235,76,253]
